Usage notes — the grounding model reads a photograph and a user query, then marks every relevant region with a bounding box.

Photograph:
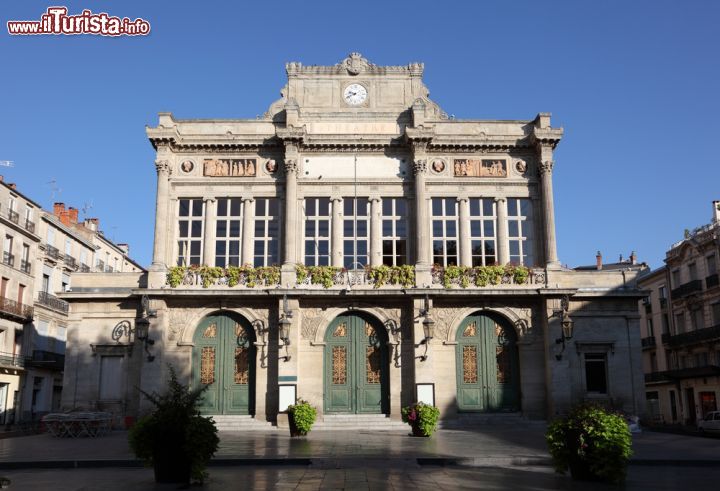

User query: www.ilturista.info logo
[7,7,150,36]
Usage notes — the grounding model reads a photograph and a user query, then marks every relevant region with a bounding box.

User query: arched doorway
[192,312,256,415]
[323,313,389,414]
[456,313,520,412]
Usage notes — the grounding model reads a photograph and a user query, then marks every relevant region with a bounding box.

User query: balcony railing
[0,351,24,369]
[707,274,719,289]
[665,324,720,348]
[79,263,91,273]
[45,244,62,260]
[645,365,720,383]
[661,333,671,344]
[7,209,19,225]
[641,336,656,349]
[0,297,33,320]
[2,252,14,267]
[671,279,703,300]
[64,254,77,269]
[24,219,35,233]
[20,259,31,274]
[95,261,105,272]
[431,266,546,289]
[25,350,65,371]
[37,291,69,313]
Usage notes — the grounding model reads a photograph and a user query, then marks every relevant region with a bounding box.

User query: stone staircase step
[207,415,277,432]
[312,414,408,431]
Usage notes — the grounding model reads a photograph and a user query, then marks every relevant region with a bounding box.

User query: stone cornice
[530,127,564,149]
[286,52,424,77]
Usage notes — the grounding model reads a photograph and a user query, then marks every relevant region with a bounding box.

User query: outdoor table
[42,412,113,438]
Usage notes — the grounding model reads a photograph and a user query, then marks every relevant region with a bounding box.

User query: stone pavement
[0,426,718,469]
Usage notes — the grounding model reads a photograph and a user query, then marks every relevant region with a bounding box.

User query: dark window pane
[484,221,494,237]
[190,241,201,255]
[447,241,457,256]
[229,241,240,255]
[432,198,442,216]
[305,242,315,256]
[268,241,278,259]
[268,198,278,216]
[179,222,189,237]
[306,257,316,267]
[382,220,393,236]
[471,241,483,255]
[585,355,607,393]
[508,221,519,237]
[344,220,354,237]
[215,257,224,268]
[229,256,239,267]
[447,255,458,266]
[357,200,367,216]
[192,200,203,216]
[217,199,227,216]
[318,240,329,255]
[344,241,354,255]
[383,240,393,255]
[230,199,241,216]
[396,199,407,216]
[356,221,367,237]
[255,221,265,237]
[318,256,329,266]
[432,221,443,237]
[485,241,496,256]
[267,220,279,237]
[344,257,354,269]
[216,221,226,237]
[344,199,353,216]
[382,199,392,216]
[230,220,241,237]
[318,198,329,216]
[509,241,520,256]
[216,242,226,255]
[446,221,456,237]
[318,220,329,237]
[520,199,532,217]
[508,199,518,216]
[255,199,265,216]
[472,257,482,267]
[445,199,456,215]
[396,221,406,237]
[471,221,481,237]
[179,200,190,217]
[383,256,393,266]
[305,222,314,237]
[357,241,367,255]
[191,221,202,237]
[470,199,480,216]
[433,241,443,255]
[305,198,315,216]
[254,241,264,255]
[483,199,494,215]
[253,257,263,268]
[396,240,407,257]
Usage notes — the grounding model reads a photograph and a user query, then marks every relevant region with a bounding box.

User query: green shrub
[401,402,440,437]
[129,365,219,483]
[546,403,632,484]
[287,399,317,435]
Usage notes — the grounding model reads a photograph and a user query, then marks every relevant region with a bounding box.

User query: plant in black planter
[287,399,317,437]
[128,366,220,484]
[546,403,632,484]
[401,402,440,437]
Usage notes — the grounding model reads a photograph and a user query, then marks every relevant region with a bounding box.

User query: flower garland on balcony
[434,264,530,288]
[166,265,281,288]
[366,265,415,288]
[295,265,342,289]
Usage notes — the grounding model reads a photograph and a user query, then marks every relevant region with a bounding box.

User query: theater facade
[61,54,646,426]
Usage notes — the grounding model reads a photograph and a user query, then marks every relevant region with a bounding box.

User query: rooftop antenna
[0,161,14,168]
[46,178,62,202]
[81,200,94,217]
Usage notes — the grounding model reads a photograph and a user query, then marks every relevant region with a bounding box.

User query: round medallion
[515,160,527,175]
[431,159,446,174]
[265,159,278,174]
[180,160,194,173]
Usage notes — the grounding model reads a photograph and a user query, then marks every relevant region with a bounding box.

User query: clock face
[343,83,367,106]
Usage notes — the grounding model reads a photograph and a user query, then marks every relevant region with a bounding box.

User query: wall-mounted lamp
[252,319,269,368]
[112,319,155,362]
[384,319,402,368]
[417,294,435,362]
[554,296,574,361]
[279,294,292,362]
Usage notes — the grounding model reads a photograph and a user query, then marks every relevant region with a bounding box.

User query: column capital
[284,159,299,175]
[538,160,554,176]
[242,197,255,203]
[412,159,428,176]
[494,197,507,204]
[456,197,468,203]
[203,197,216,203]
[369,197,382,203]
[331,197,343,202]
[155,160,172,176]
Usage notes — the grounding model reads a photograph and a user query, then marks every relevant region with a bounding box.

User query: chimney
[0,175,4,182]
[68,207,79,224]
[84,218,99,232]
[59,210,71,226]
[53,202,66,217]
[713,201,720,223]
[630,251,637,265]
[8,183,16,190]
[596,251,602,270]
[117,243,129,255]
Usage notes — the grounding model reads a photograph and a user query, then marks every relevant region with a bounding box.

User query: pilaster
[281,140,300,286]
[149,154,171,288]
[331,198,343,268]
[241,198,255,266]
[495,197,509,265]
[202,197,216,266]
[369,197,382,267]
[457,197,470,266]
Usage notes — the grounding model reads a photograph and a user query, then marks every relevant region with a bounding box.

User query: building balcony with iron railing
[63,254,77,270]
[645,364,720,384]
[664,324,720,348]
[20,259,31,275]
[24,219,35,234]
[2,251,14,267]
[6,209,19,225]
[0,297,33,321]
[641,336,657,349]
[36,291,69,314]
[671,279,703,300]
[79,263,91,273]
[0,351,25,369]
[24,350,65,371]
[45,244,62,261]
[95,260,105,272]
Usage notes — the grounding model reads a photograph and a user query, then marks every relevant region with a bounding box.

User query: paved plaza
[0,427,718,489]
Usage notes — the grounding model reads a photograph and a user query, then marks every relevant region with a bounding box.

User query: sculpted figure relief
[265,160,277,174]
[453,159,507,178]
[180,160,194,173]
[203,158,257,177]
[431,159,446,174]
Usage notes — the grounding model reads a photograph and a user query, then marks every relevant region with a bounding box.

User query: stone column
[331,198,343,268]
[151,160,171,270]
[370,197,382,267]
[281,149,299,286]
[539,160,559,266]
[242,198,255,266]
[413,160,430,266]
[495,197,509,265]
[202,198,216,266]
[457,197,470,266]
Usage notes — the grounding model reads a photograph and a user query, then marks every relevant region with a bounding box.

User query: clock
[343,83,367,106]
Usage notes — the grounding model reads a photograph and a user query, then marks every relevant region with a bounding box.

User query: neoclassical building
[61,54,646,427]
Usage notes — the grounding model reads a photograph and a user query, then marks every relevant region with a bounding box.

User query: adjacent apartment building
[0,179,142,425]
[61,54,647,428]
[639,201,720,426]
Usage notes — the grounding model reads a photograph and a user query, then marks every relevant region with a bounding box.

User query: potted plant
[287,399,317,437]
[128,366,220,484]
[401,402,440,437]
[546,403,632,483]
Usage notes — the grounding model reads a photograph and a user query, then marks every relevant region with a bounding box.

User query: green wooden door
[456,314,519,412]
[324,314,388,414]
[192,314,256,415]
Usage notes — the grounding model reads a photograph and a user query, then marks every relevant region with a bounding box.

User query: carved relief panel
[203,158,257,177]
[454,159,507,178]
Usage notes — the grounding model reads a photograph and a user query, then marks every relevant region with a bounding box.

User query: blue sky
[1,0,718,269]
